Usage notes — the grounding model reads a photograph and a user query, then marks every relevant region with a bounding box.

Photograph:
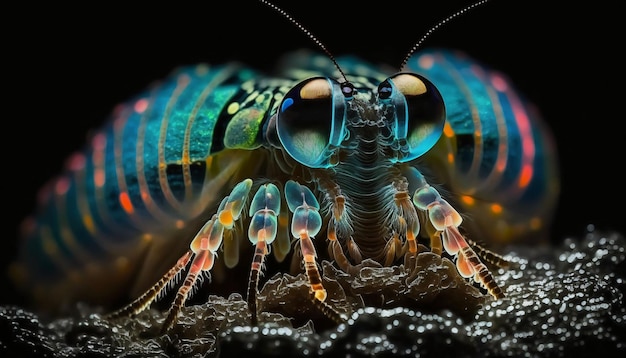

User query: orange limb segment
[107,179,253,332]
[284,180,327,302]
[246,183,280,325]
[411,180,505,299]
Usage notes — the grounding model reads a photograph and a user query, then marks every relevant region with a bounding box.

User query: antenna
[399,0,491,71]
[258,0,349,83]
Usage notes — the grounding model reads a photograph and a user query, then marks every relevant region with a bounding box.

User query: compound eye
[385,73,446,161]
[277,77,344,168]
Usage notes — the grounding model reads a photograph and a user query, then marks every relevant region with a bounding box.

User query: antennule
[258,0,349,83]
[399,0,491,71]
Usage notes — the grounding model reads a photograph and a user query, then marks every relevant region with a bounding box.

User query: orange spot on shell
[94,169,105,187]
[447,153,454,164]
[491,203,503,215]
[461,195,475,205]
[519,164,533,188]
[119,192,134,214]
[443,122,455,138]
[491,73,509,92]
[55,177,70,196]
[418,54,435,69]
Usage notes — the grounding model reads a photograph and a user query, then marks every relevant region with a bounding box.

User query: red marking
[496,159,507,173]
[511,100,535,189]
[91,133,106,187]
[94,169,105,187]
[134,98,149,113]
[54,177,70,196]
[91,133,106,150]
[119,192,134,214]
[491,73,509,92]
[519,164,533,188]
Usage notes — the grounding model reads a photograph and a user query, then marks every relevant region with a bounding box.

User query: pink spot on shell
[134,98,149,113]
[55,177,70,196]
[65,152,86,171]
[491,73,509,92]
[418,55,435,70]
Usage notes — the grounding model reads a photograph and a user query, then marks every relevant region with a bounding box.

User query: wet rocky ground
[1,229,624,357]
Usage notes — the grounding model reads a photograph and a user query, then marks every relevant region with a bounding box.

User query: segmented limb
[106,250,193,320]
[403,167,504,298]
[106,179,253,333]
[412,183,505,299]
[246,181,345,325]
[284,180,346,324]
[284,180,327,302]
[466,238,510,269]
[390,180,421,270]
[246,183,281,325]
[323,185,362,276]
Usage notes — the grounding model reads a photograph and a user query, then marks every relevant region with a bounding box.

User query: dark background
[3,1,622,308]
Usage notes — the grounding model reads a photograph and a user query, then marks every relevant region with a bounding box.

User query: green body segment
[13,49,558,310]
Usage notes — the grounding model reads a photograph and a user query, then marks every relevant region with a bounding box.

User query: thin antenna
[399,0,491,71]
[258,0,349,83]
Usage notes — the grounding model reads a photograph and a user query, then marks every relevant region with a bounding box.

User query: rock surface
[1,229,625,357]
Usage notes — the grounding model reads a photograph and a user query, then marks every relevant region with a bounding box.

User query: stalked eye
[276,77,347,168]
[379,73,446,162]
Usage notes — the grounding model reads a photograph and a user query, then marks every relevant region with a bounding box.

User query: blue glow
[281,97,294,112]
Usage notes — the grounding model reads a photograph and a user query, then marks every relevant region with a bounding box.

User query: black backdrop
[3,0,622,307]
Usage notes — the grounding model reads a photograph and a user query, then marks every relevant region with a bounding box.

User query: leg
[323,184,362,276]
[284,180,345,324]
[404,167,505,299]
[412,184,505,299]
[106,179,253,333]
[246,183,281,325]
